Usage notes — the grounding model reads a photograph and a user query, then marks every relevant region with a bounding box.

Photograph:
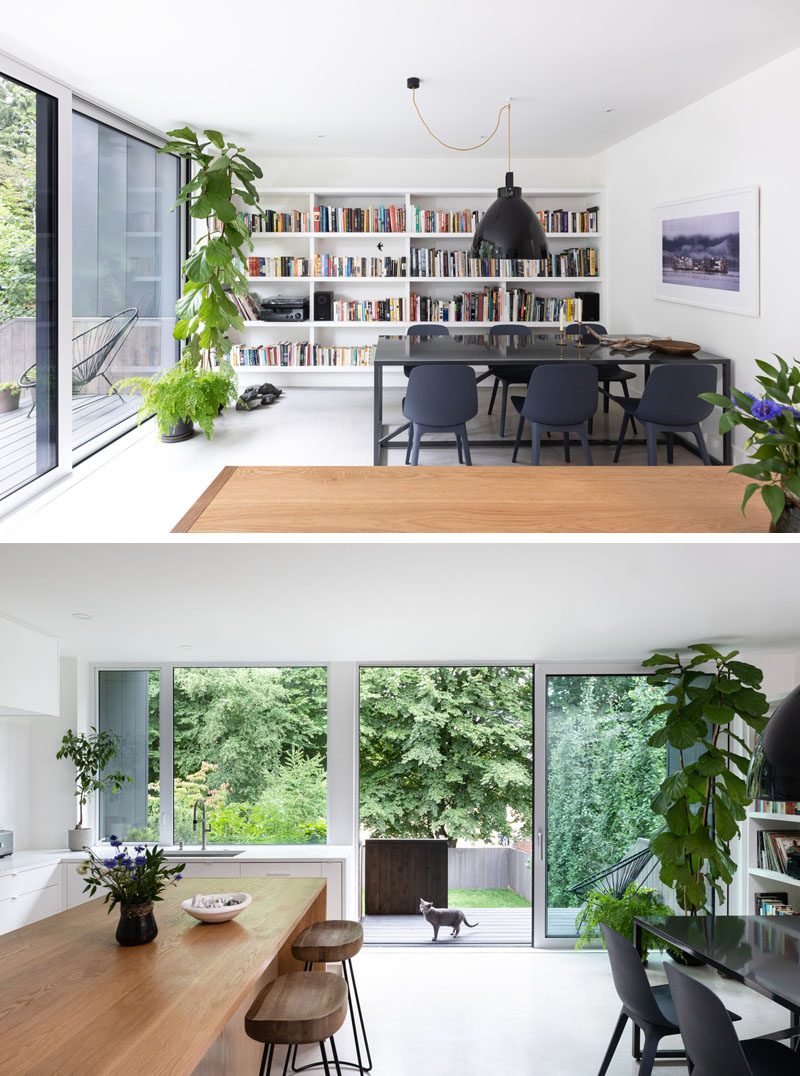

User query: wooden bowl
[182,892,252,923]
[650,339,701,355]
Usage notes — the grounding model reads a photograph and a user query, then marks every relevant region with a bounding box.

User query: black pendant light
[746,684,800,800]
[407,78,547,261]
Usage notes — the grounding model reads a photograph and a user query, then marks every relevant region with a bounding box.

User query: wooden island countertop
[0,876,326,1076]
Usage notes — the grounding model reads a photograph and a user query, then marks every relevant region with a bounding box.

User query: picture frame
[653,186,760,316]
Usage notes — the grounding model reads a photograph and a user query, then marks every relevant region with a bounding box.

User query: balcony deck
[362,907,580,946]
[0,394,139,499]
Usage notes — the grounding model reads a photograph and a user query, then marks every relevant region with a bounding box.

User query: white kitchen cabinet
[239,860,344,917]
[0,862,60,903]
[0,884,60,934]
[66,863,97,908]
[165,860,241,880]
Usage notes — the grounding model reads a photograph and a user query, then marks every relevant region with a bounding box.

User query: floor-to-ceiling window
[71,112,179,458]
[96,665,328,845]
[0,71,57,500]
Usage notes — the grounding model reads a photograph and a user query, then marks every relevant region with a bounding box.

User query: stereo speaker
[314,290,333,321]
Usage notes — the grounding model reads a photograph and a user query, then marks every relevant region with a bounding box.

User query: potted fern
[115,127,267,441]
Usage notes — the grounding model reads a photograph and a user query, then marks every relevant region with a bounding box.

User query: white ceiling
[2,1,800,157]
[0,543,798,664]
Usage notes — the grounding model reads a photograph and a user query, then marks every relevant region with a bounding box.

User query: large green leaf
[204,129,225,148]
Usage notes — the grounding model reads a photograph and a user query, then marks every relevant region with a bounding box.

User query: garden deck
[362,907,580,946]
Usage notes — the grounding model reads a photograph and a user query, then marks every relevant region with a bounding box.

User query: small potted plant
[0,381,20,413]
[56,727,131,850]
[575,883,673,964]
[79,838,185,945]
[700,355,800,531]
[114,358,237,441]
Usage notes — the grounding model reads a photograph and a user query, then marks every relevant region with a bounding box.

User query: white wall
[599,46,800,460]
[0,614,59,717]
[0,718,32,846]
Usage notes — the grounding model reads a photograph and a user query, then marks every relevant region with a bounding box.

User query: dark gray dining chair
[565,323,636,435]
[402,364,478,466]
[485,324,536,438]
[405,323,449,377]
[511,363,597,465]
[665,963,797,1076]
[599,925,740,1076]
[611,363,717,466]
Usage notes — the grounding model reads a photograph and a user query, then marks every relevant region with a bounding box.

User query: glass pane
[359,666,533,945]
[71,113,179,456]
[545,674,668,937]
[97,669,160,841]
[172,667,328,845]
[0,73,57,499]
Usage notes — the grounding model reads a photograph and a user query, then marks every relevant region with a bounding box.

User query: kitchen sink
[165,848,245,858]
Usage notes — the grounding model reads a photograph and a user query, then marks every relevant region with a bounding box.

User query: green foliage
[79,841,184,913]
[546,676,667,908]
[0,382,19,394]
[114,358,236,438]
[700,355,800,524]
[359,666,533,844]
[643,644,769,914]
[159,125,265,370]
[448,887,530,908]
[0,76,36,326]
[575,884,672,961]
[56,727,130,828]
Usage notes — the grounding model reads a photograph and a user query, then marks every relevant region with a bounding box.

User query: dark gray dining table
[372,332,732,466]
[634,914,800,1061]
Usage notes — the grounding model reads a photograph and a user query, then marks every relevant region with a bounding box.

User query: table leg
[721,362,732,466]
[632,921,643,1059]
[373,363,383,466]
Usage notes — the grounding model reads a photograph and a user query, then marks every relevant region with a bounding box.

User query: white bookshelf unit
[228,186,606,384]
[745,808,800,913]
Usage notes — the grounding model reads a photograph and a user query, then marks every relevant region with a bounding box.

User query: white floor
[294,948,788,1076]
[0,387,701,542]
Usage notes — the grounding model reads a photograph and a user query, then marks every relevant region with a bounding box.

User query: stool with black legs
[289,920,371,1076]
[245,970,347,1076]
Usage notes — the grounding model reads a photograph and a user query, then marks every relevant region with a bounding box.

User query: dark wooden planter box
[364,839,448,914]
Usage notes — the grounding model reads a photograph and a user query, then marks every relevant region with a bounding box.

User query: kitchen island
[0,875,326,1075]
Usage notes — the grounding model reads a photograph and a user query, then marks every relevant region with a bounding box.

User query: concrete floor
[0,386,703,541]
[287,948,790,1076]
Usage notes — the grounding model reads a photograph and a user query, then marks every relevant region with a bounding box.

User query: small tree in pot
[643,644,769,915]
[56,727,131,850]
[115,127,267,440]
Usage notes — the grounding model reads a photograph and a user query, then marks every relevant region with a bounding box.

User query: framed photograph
[653,186,760,316]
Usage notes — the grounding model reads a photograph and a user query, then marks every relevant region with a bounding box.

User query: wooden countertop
[173,465,770,533]
[0,876,325,1076]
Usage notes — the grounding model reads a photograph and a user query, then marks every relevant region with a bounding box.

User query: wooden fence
[448,847,532,901]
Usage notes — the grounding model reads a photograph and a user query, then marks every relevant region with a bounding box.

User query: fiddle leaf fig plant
[115,126,266,436]
[643,644,769,915]
[56,727,130,829]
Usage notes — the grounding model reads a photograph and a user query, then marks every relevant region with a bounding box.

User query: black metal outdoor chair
[19,307,138,417]
[568,838,655,902]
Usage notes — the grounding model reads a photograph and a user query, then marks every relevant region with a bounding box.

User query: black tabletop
[636,914,800,1010]
[374,333,729,367]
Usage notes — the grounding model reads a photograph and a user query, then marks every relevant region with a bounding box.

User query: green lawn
[448,887,531,909]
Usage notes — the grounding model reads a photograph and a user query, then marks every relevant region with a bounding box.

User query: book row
[314,254,406,278]
[536,207,600,233]
[754,891,795,916]
[409,289,586,324]
[231,293,262,321]
[411,207,482,234]
[751,800,800,814]
[408,247,598,279]
[756,829,800,876]
[230,343,374,367]
[246,256,309,278]
[242,210,310,233]
[314,204,406,233]
[333,298,406,322]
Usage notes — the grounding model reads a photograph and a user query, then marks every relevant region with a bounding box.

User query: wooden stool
[290,920,372,1075]
[245,970,347,1076]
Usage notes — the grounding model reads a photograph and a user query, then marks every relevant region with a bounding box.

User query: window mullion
[159,664,174,845]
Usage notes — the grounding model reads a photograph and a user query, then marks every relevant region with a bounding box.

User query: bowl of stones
[181,892,252,923]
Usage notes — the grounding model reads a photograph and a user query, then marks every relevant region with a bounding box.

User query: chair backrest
[404,364,478,427]
[601,925,673,1029]
[664,964,753,1076]
[407,324,449,338]
[521,363,598,426]
[489,325,532,340]
[72,308,139,387]
[565,322,607,344]
[637,363,716,426]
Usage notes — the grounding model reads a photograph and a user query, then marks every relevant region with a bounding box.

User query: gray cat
[419,898,478,941]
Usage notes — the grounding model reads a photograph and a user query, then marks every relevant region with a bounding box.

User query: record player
[259,294,310,322]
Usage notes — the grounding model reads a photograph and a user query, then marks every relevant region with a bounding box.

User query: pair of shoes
[236,383,283,411]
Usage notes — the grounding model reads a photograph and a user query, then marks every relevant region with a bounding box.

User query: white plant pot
[68,827,92,851]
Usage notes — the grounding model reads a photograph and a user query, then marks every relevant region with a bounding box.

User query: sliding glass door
[0,70,58,500]
[71,111,180,458]
[533,667,669,947]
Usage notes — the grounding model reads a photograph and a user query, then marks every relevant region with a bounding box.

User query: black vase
[116,902,158,946]
[161,417,195,443]
[772,502,800,533]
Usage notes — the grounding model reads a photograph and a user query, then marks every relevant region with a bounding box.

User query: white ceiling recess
[0,543,797,664]
[2,1,800,157]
